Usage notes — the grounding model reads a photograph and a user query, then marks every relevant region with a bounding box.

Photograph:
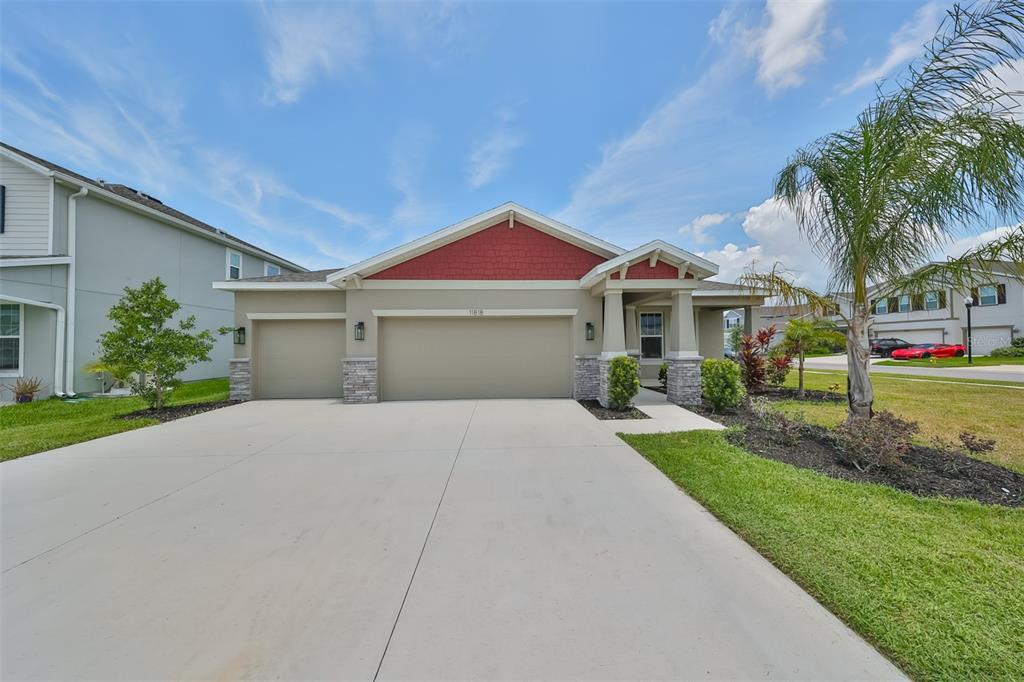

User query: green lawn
[0,378,228,462]
[624,430,1024,681]
[778,370,1024,473]
[877,355,1024,368]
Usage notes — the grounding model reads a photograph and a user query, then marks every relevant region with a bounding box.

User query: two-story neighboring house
[0,142,305,400]
[863,261,1022,353]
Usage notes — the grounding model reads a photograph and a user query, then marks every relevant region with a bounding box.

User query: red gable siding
[367,220,607,280]
[610,261,691,279]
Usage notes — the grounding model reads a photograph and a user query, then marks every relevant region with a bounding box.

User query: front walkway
[610,387,725,434]
[2,399,901,680]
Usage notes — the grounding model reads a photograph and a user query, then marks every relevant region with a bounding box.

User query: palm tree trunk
[798,352,805,397]
[846,310,874,419]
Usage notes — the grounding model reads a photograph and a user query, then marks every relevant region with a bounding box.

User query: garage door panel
[257,320,346,399]
[380,317,572,400]
[881,329,944,345]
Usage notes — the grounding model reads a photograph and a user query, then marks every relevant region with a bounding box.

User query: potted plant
[7,376,44,403]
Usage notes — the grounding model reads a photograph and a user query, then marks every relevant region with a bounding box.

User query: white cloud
[260,3,368,105]
[465,102,525,188]
[679,212,731,244]
[698,197,824,287]
[389,122,445,230]
[838,2,943,95]
[941,225,1015,259]
[558,52,744,244]
[752,0,829,96]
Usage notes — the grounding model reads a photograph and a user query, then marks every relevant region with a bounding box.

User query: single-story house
[214,203,766,407]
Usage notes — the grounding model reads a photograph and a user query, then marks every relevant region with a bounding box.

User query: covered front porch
[575,248,764,408]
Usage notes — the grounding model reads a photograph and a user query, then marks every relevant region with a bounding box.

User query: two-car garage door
[379,317,573,400]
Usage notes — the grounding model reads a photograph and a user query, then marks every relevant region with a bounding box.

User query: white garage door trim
[248,312,346,320]
[373,308,577,318]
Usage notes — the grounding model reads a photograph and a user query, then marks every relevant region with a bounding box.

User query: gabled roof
[326,202,623,283]
[1,141,305,272]
[578,240,718,288]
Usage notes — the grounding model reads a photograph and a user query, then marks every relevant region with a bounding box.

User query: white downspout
[0,295,65,396]
[65,186,88,396]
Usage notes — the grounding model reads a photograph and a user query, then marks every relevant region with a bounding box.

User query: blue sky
[0,1,970,284]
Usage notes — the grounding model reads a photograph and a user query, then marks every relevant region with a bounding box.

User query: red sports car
[889,343,966,359]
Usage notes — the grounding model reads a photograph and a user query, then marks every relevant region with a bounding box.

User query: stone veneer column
[573,356,600,400]
[665,289,702,406]
[229,358,251,401]
[666,357,702,406]
[342,358,378,404]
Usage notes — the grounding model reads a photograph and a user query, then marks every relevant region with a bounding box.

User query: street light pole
[964,297,974,364]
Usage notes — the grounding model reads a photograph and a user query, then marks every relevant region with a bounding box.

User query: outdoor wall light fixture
[586,322,595,341]
[232,326,246,345]
[354,321,365,341]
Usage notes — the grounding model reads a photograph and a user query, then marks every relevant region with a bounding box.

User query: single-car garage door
[883,329,944,345]
[379,317,572,400]
[257,319,346,398]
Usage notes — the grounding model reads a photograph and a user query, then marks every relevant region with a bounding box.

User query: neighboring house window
[978,284,1000,306]
[264,262,281,277]
[640,312,663,359]
[898,295,911,312]
[227,250,242,280]
[0,303,22,375]
[873,299,888,315]
[924,292,939,310]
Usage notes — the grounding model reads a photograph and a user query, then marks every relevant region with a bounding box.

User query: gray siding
[0,156,51,256]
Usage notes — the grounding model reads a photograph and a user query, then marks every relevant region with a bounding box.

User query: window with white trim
[640,312,663,359]
[979,285,998,306]
[874,298,888,315]
[925,291,940,310]
[264,262,281,277]
[227,250,242,280]
[898,295,911,312]
[0,303,23,375]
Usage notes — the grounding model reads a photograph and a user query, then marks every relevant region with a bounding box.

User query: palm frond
[739,265,850,325]
[874,224,1024,297]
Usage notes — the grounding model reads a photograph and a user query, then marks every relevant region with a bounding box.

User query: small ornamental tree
[607,355,640,410]
[98,278,215,409]
[783,317,845,397]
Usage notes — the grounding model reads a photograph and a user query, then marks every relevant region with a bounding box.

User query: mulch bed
[754,386,845,403]
[117,401,237,423]
[699,404,1023,508]
[578,400,650,420]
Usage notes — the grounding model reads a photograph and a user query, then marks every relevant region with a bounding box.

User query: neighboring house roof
[0,141,306,272]
[759,304,815,318]
[236,269,336,283]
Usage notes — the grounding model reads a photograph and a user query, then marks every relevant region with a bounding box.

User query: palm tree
[783,317,845,398]
[743,0,1024,419]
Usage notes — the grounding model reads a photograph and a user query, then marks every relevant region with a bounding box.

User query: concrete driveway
[2,399,903,680]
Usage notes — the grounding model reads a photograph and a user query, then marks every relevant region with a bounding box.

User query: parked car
[889,343,967,360]
[870,338,914,357]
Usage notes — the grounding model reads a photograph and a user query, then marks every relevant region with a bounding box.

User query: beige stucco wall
[342,286,603,359]
[697,308,726,360]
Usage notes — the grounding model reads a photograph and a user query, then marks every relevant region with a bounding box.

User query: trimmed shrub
[830,411,918,472]
[1013,337,1024,348]
[607,355,640,410]
[990,344,1024,357]
[658,362,668,391]
[701,358,745,412]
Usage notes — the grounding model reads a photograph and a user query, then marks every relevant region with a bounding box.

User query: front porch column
[624,305,640,356]
[742,305,761,336]
[666,290,702,406]
[598,290,627,407]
